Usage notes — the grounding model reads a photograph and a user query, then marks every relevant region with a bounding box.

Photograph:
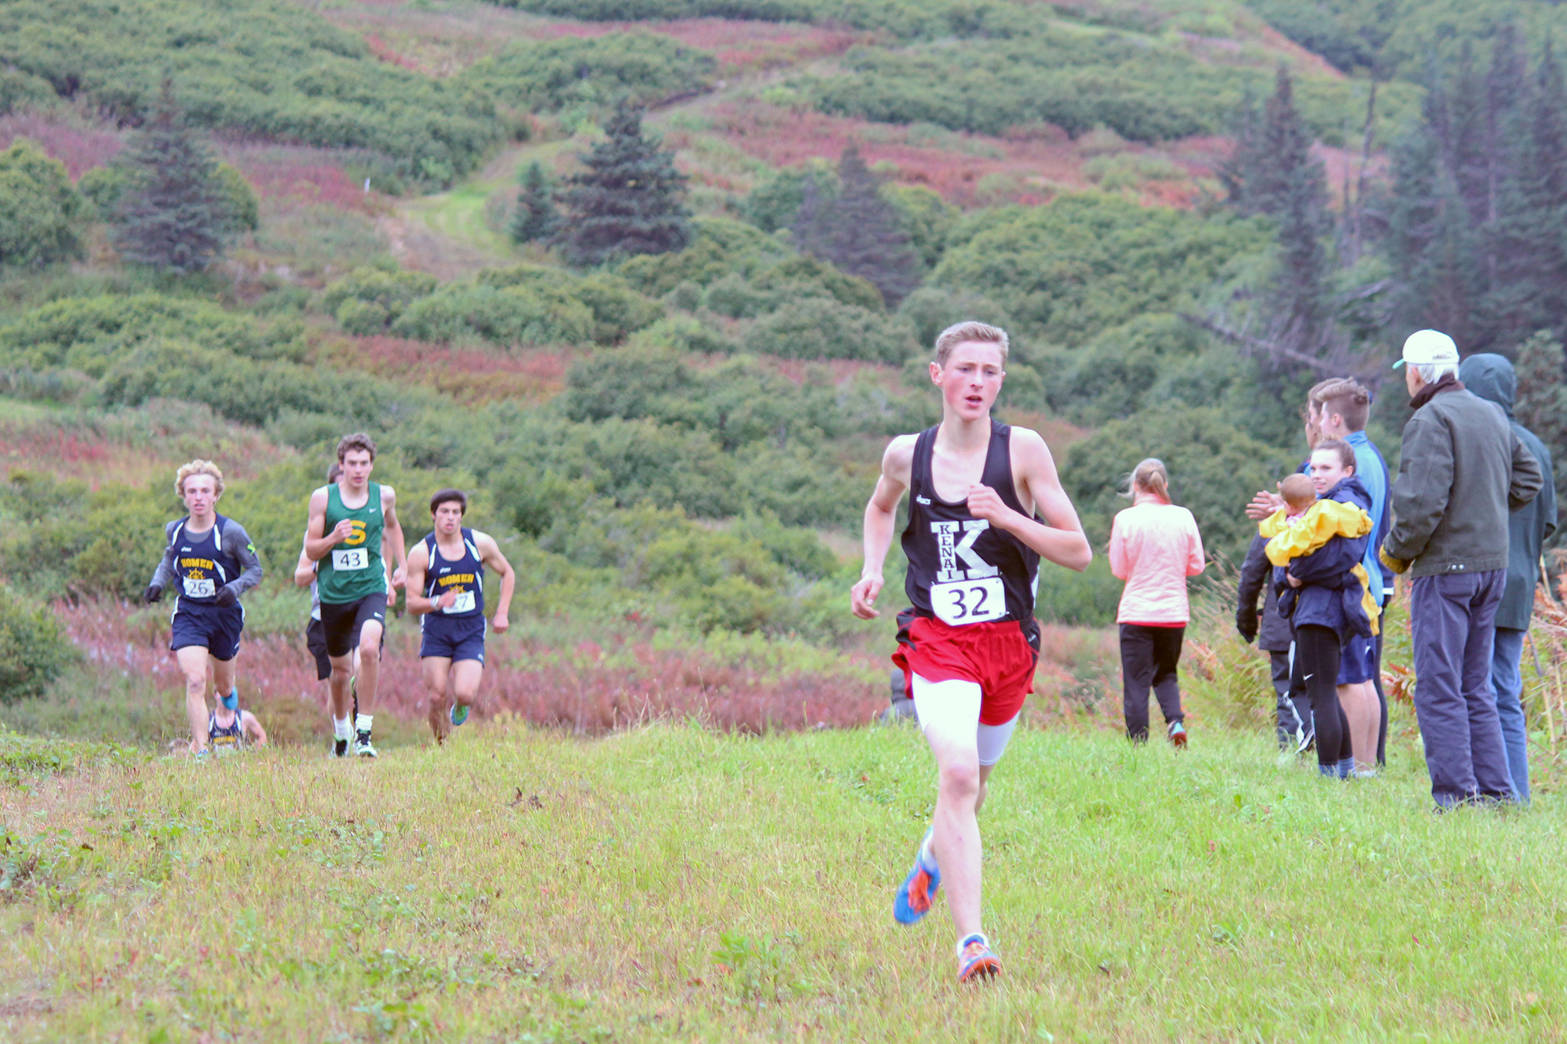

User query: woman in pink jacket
[1109,458,1206,745]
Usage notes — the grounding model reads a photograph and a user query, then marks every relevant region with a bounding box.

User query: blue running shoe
[450,702,469,728]
[221,687,238,711]
[957,933,1000,983]
[893,832,940,924]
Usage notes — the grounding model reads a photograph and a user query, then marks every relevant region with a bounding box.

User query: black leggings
[1295,625,1350,771]
[1119,623,1185,741]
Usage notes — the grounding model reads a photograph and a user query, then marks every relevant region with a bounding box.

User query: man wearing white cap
[1381,329,1543,808]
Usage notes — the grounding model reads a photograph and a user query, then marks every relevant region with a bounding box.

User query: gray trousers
[1409,570,1512,806]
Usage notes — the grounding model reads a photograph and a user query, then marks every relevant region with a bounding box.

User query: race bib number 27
[930,577,1005,626]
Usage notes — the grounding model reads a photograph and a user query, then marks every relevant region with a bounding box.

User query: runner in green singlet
[303,433,407,758]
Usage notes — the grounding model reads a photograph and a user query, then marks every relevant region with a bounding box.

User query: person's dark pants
[1296,625,1350,773]
[1409,570,1512,807]
[1120,623,1185,741]
[1373,596,1389,766]
[1269,649,1303,747]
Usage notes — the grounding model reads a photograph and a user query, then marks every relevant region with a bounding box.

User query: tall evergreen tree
[811,146,920,308]
[1226,68,1319,221]
[113,79,226,274]
[511,161,560,245]
[557,100,691,267]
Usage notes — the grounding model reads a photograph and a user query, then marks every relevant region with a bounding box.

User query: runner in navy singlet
[144,460,263,760]
[850,321,1091,985]
[404,488,515,745]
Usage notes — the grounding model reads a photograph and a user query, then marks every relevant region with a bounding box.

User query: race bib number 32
[331,548,369,572]
[930,577,1005,626]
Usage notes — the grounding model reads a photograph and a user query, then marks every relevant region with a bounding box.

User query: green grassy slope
[3,724,1563,1041]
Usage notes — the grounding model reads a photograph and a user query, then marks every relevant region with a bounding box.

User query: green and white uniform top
[317,480,386,605]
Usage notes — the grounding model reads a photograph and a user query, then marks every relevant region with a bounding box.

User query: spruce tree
[113,79,226,274]
[794,146,920,308]
[557,100,691,267]
[511,161,560,244]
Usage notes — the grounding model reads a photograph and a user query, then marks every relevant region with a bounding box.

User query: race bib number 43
[331,548,369,572]
[930,577,1005,626]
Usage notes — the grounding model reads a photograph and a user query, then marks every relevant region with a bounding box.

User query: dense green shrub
[626,314,743,356]
[459,33,716,115]
[0,0,505,186]
[213,163,260,235]
[0,589,79,703]
[615,216,788,295]
[931,194,1273,348]
[0,292,304,371]
[479,266,661,344]
[75,164,132,221]
[740,296,919,363]
[390,283,596,347]
[0,138,87,268]
[321,266,440,334]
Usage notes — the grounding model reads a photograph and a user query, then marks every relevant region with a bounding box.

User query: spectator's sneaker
[1167,720,1188,748]
[450,701,469,728]
[893,831,940,925]
[1296,727,1316,755]
[353,730,378,758]
[957,933,1001,984]
[331,737,349,759]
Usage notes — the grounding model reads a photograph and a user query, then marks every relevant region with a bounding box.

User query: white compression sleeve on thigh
[911,674,982,753]
[975,715,1019,766]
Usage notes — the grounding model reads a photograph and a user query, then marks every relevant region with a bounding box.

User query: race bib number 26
[182,576,216,598]
[331,548,369,572]
[930,577,1005,626]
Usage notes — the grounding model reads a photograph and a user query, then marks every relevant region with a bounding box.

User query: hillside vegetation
[1,0,1565,734]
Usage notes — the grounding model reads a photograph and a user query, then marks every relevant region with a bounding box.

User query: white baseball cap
[1394,329,1459,369]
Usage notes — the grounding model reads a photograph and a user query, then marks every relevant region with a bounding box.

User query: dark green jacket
[1384,375,1543,579]
[1458,354,1558,628]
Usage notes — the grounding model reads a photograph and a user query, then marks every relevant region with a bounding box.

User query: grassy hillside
[4,722,1566,1041]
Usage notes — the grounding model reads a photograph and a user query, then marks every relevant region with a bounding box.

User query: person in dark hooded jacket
[1457,353,1557,803]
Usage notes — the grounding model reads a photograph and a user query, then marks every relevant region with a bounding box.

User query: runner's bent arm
[402,542,441,615]
[971,428,1091,572]
[292,538,315,587]
[221,520,264,599]
[304,488,351,561]
[850,435,915,620]
[147,520,179,594]
[241,711,267,746]
[477,532,515,633]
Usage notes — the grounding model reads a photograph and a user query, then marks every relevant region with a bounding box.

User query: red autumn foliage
[522,17,874,72]
[0,116,123,179]
[219,143,384,215]
[364,33,424,73]
[54,598,1124,740]
[322,335,571,404]
[687,103,1222,208]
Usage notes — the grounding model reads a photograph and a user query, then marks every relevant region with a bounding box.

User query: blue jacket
[1274,475,1374,639]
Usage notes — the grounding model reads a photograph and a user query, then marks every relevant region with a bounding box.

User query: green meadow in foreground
[2,722,1563,1042]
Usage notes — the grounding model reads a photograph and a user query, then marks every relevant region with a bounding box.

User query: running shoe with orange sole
[893,830,940,924]
[957,933,1001,983]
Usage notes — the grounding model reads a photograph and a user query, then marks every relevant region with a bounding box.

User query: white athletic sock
[355,713,373,735]
[919,829,937,871]
[957,932,989,957]
[333,717,352,740]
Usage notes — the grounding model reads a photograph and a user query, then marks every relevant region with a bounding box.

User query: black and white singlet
[900,420,1040,626]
